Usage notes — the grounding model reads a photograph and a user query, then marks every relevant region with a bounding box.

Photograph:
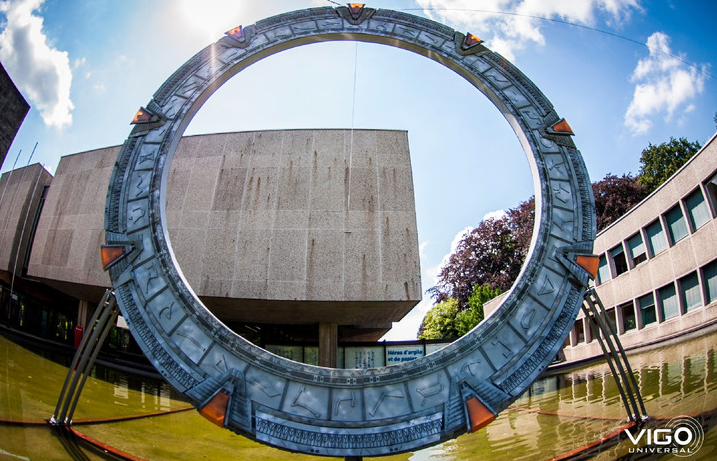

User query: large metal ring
[104,5,595,457]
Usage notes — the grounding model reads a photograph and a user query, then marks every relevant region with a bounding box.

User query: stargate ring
[103,5,596,457]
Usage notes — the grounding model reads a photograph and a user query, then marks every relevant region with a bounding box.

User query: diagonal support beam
[50,290,120,426]
[582,289,648,424]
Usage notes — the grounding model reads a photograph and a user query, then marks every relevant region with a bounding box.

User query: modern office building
[480,133,717,365]
[563,133,717,363]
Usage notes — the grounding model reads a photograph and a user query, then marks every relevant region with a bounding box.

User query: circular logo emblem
[666,416,704,457]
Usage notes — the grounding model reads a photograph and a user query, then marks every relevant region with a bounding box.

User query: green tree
[457,284,502,336]
[637,137,701,193]
[418,298,459,340]
[418,285,502,339]
[423,137,701,337]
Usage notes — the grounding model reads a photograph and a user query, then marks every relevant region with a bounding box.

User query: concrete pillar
[318,322,338,368]
[77,300,89,328]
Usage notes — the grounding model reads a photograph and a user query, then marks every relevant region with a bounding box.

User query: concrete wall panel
[0,164,52,274]
[26,129,421,328]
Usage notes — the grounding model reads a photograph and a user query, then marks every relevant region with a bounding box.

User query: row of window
[597,176,717,284]
[570,257,717,346]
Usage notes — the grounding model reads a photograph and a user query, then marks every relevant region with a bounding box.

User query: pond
[1,329,715,460]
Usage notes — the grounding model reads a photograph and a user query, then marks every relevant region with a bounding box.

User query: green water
[1,330,716,460]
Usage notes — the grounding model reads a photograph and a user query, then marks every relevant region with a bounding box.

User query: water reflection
[1,330,716,460]
[414,331,717,460]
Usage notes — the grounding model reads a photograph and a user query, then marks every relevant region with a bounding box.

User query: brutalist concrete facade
[0,164,52,278]
[0,62,29,168]
[26,129,421,339]
[26,146,116,301]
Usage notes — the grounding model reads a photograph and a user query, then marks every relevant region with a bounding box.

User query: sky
[1,0,715,340]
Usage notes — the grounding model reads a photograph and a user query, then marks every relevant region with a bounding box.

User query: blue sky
[1,0,715,340]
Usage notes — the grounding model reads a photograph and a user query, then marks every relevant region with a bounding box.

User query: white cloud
[449,226,473,253]
[419,240,428,258]
[0,0,74,128]
[383,226,474,341]
[382,225,474,341]
[624,32,707,135]
[380,298,434,341]
[93,83,106,94]
[483,209,507,221]
[416,0,639,61]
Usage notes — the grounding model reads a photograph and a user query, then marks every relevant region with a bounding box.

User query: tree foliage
[637,137,701,193]
[593,174,649,232]
[429,171,655,308]
[428,217,516,308]
[506,197,535,263]
[423,136,700,338]
[428,199,533,309]
[418,298,459,340]
[418,284,502,340]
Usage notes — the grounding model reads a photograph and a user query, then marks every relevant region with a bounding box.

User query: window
[627,232,647,267]
[597,254,610,284]
[573,320,585,344]
[684,188,711,231]
[679,272,702,313]
[665,205,689,244]
[604,308,617,335]
[646,219,667,256]
[704,259,717,304]
[620,302,636,333]
[659,283,679,320]
[705,172,717,216]
[610,244,628,276]
[639,293,656,327]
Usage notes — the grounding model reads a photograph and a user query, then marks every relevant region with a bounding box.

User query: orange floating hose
[68,426,148,461]
[0,406,194,427]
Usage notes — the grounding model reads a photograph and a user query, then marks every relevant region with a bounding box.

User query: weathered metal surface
[105,5,595,457]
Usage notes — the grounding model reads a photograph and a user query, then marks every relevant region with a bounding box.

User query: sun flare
[178,0,247,42]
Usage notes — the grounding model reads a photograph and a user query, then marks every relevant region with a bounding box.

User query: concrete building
[0,62,30,168]
[0,163,52,280]
[18,129,421,345]
[563,133,717,363]
[481,133,717,365]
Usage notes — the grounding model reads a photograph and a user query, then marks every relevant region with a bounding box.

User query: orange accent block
[100,245,125,270]
[199,390,230,428]
[575,254,600,279]
[131,108,152,124]
[465,397,495,433]
[348,3,365,15]
[552,119,574,135]
[225,25,243,39]
[465,33,483,47]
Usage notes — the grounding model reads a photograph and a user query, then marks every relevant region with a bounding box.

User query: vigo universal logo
[625,416,704,457]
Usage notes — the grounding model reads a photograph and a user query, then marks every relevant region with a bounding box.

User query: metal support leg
[50,290,119,425]
[582,288,648,423]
